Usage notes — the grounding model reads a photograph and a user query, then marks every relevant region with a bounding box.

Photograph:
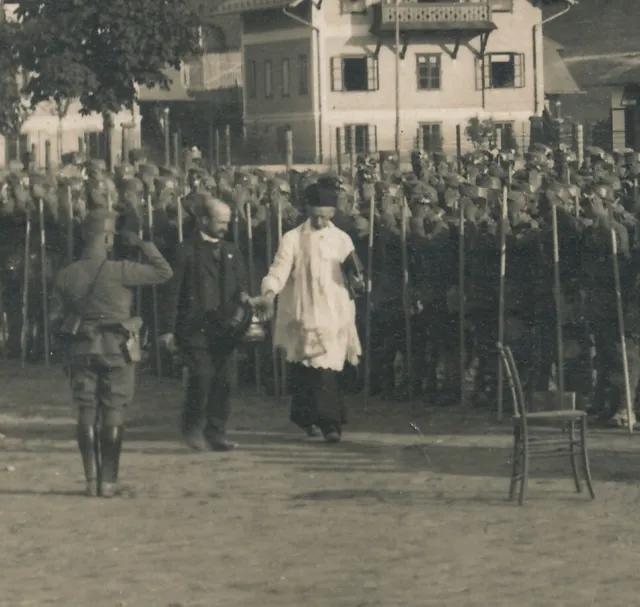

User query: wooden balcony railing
[185,52,243,91]
[375,0,493,32]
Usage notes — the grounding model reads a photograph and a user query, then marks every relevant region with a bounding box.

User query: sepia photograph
[0,0,638,604]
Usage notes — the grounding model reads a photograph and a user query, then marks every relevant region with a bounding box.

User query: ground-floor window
[338,124,377,155]
[419,123,443,153]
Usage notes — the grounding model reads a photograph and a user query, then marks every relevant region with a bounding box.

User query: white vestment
[261,220,362,372]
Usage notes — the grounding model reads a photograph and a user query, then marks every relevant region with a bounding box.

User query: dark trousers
[289,364,347,434]
[182,346,232,437]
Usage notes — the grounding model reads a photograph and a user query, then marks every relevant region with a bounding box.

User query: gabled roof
[543,36,581,95]
[544,0,640,57]
[563,53,640,87]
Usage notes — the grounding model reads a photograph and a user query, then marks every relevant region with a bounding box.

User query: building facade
[214,0,554,164]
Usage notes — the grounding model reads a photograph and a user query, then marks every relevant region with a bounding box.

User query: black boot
[76,423,100,497]
[99,425,123,498]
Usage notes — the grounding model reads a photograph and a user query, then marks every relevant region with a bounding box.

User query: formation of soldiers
[1,142,639,428]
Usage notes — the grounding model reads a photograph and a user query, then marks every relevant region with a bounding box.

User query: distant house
[544,0,640,150]
[0,4,143,169]
[210,0,575,164]
[138,14,244,164]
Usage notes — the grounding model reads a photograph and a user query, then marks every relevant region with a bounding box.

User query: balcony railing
[375,0,493,32]
[184,52,243,92]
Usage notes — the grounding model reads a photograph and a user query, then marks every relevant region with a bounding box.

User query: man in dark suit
[158,195,252,451]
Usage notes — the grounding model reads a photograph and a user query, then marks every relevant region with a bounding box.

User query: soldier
[49,209,173,497]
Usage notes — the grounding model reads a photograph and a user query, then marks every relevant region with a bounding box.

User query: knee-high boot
[76,423,100,497]
[99,425,124,498]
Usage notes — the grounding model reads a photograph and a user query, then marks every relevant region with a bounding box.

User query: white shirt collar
[200,231,220,244]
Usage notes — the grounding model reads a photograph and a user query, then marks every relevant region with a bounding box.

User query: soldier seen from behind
[49,208,173,498]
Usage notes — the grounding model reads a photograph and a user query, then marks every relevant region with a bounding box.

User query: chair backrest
[496,342,527,420]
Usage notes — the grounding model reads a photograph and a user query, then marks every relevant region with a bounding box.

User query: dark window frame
[416,53,442,91]
[330,55,379,92]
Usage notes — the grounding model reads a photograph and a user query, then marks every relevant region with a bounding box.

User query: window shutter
[514,53,525,88]
[336,126,346,155]
[475,58,483,90]
[330,57,343,92]
[367,56,379,91]
[367,124,377,153]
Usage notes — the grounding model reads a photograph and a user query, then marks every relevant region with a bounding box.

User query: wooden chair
[497,343,595,505]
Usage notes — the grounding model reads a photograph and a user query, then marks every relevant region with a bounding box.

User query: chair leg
[518,434,529,506]
[580,416,596,500]
[509,428,520,501]
[568,421,582,493]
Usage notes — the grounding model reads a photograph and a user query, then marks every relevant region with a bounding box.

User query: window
[247,60,257,99]
[476,53,525,90]
[5,134,29,164]
[490,0,514,11]
[494,122,516,149]
[340,124,377,155]
[281,58,290,97]
[298,54,309,95]
[419,123,442,153]
[331,56,378,92]
[264,60,273,98]
[416,54,441,91]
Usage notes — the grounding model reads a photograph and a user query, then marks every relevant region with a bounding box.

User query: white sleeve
[261,230,296,296]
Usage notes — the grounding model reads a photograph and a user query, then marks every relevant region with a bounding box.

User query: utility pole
[394,0,400,155]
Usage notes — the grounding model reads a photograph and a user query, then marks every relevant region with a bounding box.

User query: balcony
[184,52,243,92]
[372,0,496,34]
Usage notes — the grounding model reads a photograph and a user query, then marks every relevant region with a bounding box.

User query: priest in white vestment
[255,180,363,443]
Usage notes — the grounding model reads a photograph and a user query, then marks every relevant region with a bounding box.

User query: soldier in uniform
[49,209,173,497]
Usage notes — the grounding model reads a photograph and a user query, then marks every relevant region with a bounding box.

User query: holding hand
[120,231,144,248]
[248,292,276,321]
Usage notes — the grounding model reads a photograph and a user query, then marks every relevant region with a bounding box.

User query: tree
[14,0,203,116]
[0,19,31,137]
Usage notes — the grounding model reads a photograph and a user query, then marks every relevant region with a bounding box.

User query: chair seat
[513,410,587,422]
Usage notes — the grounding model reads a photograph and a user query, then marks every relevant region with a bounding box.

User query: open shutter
[514,53,525,88]
[366,56,379,91]
[336,126,346,155]
[330,57,343,92]
[475,58,485,90]
[367,124,377,153]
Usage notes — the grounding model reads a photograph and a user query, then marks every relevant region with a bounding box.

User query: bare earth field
[1,362,640,607]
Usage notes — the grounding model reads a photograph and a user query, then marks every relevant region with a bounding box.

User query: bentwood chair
[497,343,596,506]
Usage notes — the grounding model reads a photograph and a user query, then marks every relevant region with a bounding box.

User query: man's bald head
[198,195,232,239]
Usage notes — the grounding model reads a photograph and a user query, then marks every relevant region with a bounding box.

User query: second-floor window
[299,54,309,95]
[281,58,290,97]
[331,56,379,92]
[416,54,441,91]
[247,60,257,99]
[477,53,525,89]
[264,60,273,98]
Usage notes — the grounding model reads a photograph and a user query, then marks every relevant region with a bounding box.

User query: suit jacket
[159,232,249,348]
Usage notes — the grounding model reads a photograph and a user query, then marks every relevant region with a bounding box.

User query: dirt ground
[1,362,640,607]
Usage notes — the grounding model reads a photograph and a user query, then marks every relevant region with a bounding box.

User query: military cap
[187,166,207,178]
[114,163,136,181]
[158,166,179,178]
[128,149,146,164]
[120,177,144,195]
[138,163,160,179]
[477,175,502,190]
[83,208,118,236]
[304,182,339,208]
[459,182,480,200]
[155,176,177,192]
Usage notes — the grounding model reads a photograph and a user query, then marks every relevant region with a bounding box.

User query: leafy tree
[0,19,31,136]
[14,0,203,116]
